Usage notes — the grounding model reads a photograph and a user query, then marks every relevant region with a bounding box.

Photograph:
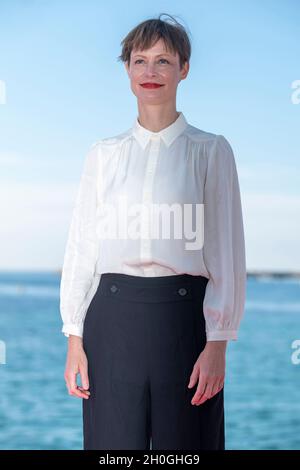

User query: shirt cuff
[62,323,84,338]
[206,330,238,341]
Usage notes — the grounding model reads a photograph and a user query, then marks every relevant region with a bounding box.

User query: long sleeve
[59,142,100,338]
[202,134,246,341]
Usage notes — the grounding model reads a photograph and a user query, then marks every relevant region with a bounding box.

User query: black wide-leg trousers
[82,272,225,450]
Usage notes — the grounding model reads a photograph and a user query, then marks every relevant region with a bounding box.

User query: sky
[0,0,299,272]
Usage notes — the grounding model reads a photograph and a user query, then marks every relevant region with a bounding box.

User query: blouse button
[178,287,187,296]
[110,284,118,293]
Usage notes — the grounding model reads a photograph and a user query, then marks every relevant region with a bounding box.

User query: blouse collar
[132,111,188,149]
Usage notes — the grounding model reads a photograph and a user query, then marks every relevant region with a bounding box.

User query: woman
[60,14,246,450]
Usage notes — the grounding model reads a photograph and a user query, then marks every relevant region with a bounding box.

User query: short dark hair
[117,13,192,70]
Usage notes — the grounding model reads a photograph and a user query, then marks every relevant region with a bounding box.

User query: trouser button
[178,287,187,296]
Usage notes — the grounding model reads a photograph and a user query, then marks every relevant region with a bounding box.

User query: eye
[134,58,170,64]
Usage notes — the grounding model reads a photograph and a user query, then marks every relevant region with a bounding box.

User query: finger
[210,379,222,397]
[64,373,72,395]
[187,362,199,389]
[79,364,90,392]
[196,391,210,405]
[196,382,214,405]
[206,382,214,398]
[212,378,224,394]
[68,373,89,399]
[191,377,207,404]
[69,371,77,393]
[70,385,90,399]
[217,379,224,393]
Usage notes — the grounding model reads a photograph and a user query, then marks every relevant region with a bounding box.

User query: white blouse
[59,111,246,341]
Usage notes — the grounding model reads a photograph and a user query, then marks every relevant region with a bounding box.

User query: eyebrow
[132,53,173,58]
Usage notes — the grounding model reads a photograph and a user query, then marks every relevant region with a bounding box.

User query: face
[124,38,189,106]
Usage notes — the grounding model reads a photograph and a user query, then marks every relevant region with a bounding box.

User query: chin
[137,96,166,105]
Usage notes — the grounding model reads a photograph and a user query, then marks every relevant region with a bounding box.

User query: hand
[187,340,227,406]
[64,335,91,399]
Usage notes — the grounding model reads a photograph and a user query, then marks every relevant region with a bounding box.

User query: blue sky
[0,0,299,271]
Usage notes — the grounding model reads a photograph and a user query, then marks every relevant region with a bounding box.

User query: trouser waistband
[97,272,209,303]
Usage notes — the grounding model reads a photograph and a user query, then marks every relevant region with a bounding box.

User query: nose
[145,62,158,76]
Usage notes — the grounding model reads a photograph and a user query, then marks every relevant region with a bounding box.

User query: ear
[180,61,189,80]
[124,61,130,77]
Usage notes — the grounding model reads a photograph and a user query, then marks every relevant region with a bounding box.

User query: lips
[140,83,164,89]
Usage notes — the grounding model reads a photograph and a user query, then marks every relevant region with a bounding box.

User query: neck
[137,103,180,132]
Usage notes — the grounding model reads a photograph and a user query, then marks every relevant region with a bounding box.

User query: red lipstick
[140,83,164,89]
